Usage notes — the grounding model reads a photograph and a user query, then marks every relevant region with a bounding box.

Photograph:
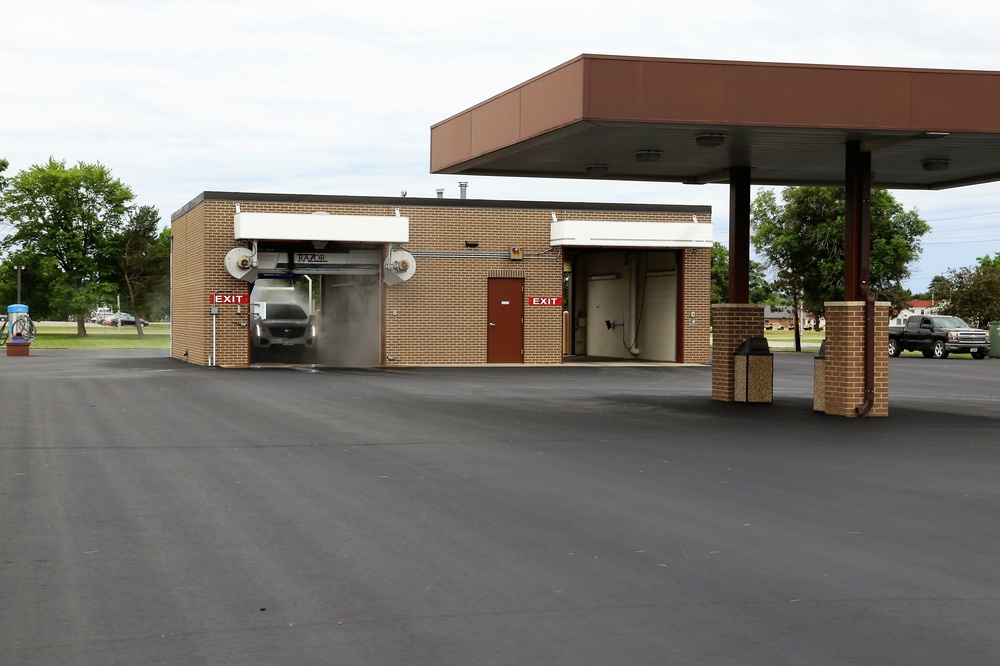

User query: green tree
[710,241,778,305]
[938,253,1000,328]
[710,242,730,304]
[106,206,171,336]
[752,186,928,316]
[0,158,9,237]
[977,252,1000,271]
[911,275,950,303]
[0,158,134,334]
[0,255,62,317]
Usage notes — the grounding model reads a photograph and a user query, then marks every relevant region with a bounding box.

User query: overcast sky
[4,0,999,293]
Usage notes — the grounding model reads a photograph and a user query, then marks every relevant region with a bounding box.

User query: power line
[922,237,1000,245]
[926,210,1000,222]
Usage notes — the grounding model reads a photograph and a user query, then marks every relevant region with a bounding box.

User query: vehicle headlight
[948,331,958,341]
[255,324,262,337]
[310,325,316,337]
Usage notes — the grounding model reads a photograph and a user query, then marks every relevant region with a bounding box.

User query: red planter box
[6,340,30,357]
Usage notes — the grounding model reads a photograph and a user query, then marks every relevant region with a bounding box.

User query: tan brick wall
[384,204,561,365]
[170,202,253,368]
[681,248,712,364]
[171,195,711,367]
[711,304,765,401]
[170,204,210,365]
[823,301,889,417]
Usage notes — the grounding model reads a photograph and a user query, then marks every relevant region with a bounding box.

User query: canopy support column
[728,166,752,304]
[825,142,884,417]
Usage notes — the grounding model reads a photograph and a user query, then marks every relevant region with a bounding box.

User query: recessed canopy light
[695,133,727,148]
[921,158,950,172]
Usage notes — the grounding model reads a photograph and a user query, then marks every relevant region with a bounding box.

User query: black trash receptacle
[813,340,826,412]
[734,337,772,403]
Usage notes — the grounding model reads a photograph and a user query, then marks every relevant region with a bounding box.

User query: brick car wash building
[170,191,712,368]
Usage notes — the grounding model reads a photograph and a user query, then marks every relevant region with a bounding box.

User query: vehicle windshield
[930,316,971,328]
[265,303,308,319]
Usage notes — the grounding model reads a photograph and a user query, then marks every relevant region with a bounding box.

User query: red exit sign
[209,294,249,304]
[528,297,563,306]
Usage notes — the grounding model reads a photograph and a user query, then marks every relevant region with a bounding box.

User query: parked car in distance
[251,302,316,357]
[88,307,115,323]
[888,315,990,359]
[102,313,149,327]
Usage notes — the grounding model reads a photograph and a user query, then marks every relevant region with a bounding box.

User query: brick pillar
[823,301,889,417]
[712,303,765,402]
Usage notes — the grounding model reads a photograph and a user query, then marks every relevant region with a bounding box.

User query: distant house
[764,306,794,329]
[892,299,942,326]
[763,305,825,330]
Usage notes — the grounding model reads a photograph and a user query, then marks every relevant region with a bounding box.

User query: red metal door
[487,278,524,363]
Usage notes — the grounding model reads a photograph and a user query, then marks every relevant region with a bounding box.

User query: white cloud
[3,0,1000,291]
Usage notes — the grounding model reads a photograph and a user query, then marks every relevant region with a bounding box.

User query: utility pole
[15,264,25,303]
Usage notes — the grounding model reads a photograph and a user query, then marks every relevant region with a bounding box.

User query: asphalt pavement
[2,350,999,665]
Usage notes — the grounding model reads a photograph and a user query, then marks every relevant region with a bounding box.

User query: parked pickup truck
[888,315,990,359]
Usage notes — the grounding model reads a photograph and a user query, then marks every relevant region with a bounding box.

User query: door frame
[487,277,524,363]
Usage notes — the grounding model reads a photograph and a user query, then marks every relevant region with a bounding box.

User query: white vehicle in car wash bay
[251,299,317,361]
[233,207,412,366]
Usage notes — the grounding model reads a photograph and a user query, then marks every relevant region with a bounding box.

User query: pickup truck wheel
[932,340,949,359]
[972,351,987,359]
[921,350,934,358]
[888,339,901,357]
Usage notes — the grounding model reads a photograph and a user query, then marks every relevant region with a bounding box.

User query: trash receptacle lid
[7,304,28,315]
[735,337,770,355]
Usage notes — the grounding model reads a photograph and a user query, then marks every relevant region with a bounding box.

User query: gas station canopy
[430,54,1000,190]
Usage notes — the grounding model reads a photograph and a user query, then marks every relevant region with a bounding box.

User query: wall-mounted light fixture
[634,149,662,163]
[585,164,610,176]
[464,240,479,248]
[921,158,950,172]
[695,133,727,148]
[509,247,524,261]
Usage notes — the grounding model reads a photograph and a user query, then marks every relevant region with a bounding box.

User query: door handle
[489,322,496,327]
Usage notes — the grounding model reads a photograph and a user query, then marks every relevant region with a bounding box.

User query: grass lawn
[24,322,171,349]
[763,329,825,346]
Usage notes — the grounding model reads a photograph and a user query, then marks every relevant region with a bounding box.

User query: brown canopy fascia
[430,54,1000,190]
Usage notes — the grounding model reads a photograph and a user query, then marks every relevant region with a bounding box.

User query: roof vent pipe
[436,189,445,198]
[459,182,468,199]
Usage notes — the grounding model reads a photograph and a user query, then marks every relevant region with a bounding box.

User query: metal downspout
[856,282,875,416]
